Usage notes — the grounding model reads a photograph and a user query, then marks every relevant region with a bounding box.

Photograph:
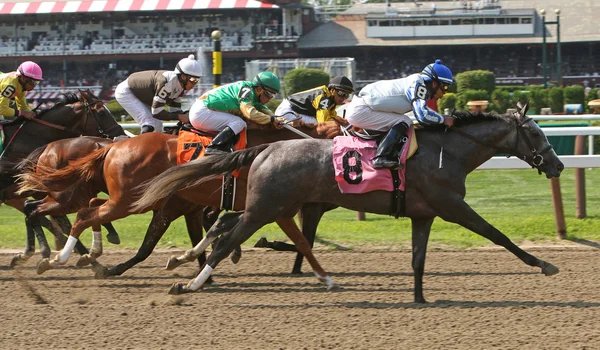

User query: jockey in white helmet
[114,54,203,133]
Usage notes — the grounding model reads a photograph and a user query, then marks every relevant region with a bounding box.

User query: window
[521,17,532,24]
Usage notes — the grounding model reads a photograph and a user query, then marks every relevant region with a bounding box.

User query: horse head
[511,101,564,178]
[76,89,125,138]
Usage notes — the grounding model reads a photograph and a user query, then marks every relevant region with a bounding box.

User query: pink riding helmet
[17,61,44,81]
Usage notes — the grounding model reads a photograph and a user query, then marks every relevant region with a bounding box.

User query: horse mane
[35,92,80,118]
[452,110,514,127]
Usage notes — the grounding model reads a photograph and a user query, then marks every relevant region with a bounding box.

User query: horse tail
[15,144,48,173]
[17,144,114,195]
[132,144,270,211]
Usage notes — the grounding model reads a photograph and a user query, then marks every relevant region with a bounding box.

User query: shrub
[548,88,564,114]
[437,92,457,113]
[283,68,330,97]
[563,85,585,105]
[456,89,489,111]
[455,70,495,94]
[490,89,511,113]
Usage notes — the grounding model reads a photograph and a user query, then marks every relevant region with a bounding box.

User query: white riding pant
[189,100,247,135]
[115,80,164,132]
[275,99,318,124]
[345,96,412,131]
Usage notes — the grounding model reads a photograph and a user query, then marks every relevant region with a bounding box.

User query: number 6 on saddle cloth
[332,130,418,217]
[176,128,248,211]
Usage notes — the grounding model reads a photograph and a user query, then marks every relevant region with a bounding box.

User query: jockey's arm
[151,98,182,121]
[15,92,31,113]
[239,101,273,124]
[406,83,444,125]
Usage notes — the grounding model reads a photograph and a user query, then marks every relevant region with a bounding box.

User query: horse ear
[515,100,530,119]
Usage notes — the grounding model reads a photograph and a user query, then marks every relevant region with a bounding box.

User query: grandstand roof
[299,0,600,49]
[0,0,277,15]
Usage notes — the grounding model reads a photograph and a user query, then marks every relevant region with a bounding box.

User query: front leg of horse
[438,199,560,276]
[37,235,79,274]
[76,230,103,267]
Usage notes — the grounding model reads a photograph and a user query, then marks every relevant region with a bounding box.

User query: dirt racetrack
[0,247,599,349]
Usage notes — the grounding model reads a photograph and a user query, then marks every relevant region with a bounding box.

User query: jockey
[114,54,203,134]
[346,59,455,170]
[275,76,354,124]
[0,61,44,120]
[189,71,286,155]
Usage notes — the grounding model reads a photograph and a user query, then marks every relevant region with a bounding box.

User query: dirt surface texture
[0,247,598,349]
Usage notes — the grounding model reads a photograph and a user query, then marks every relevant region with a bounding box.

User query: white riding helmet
[175,54,203,78]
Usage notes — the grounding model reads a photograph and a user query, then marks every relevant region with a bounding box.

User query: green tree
[283,68,330,97]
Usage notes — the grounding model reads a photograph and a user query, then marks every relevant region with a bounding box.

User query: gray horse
[134,103,564,302]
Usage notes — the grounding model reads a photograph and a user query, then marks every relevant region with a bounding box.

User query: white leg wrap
[314,272,336,289]
[187,265,213,291]
[91,231,102,256]
[191,236,216,257]
[57,236,78,264]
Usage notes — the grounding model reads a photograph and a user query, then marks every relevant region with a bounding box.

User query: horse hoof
[165,256,181,270]
[230,252,241,264]
[36,259,51,275]
[291,269,303,275]
[76,255,93,267]
[10,254,26,268]
[254,237,268,248]
[542,262,560,276]
[92,265,110,279]
[326,283,343,292]
[106,233,121,245]
[167,282,189,295]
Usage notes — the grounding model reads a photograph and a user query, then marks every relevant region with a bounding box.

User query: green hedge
[456,70,495,94]
[283,68,330,97]
[456,89,489,111]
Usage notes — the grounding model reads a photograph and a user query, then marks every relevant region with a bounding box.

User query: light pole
[540,8,561,88]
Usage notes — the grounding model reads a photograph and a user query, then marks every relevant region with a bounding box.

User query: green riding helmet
[252,71,280,94]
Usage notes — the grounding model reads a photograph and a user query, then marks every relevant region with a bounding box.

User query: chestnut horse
[1,89,125,262]
[18,122,341,280]
[133,104,564,301]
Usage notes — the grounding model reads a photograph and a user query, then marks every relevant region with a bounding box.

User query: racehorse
[17,121,342,280]
[133,102,565,302]
[1,89,125,263]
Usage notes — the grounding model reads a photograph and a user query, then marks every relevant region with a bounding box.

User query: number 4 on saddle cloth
[333,131,418,217]
[176,128,247,210]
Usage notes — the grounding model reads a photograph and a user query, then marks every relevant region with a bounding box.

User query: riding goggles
[188,76,200,83]
[24,78,40,86]
[335,90,351,98]
[263,88,276,98]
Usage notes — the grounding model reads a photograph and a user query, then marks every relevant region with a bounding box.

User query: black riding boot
[204,127,237,155]
[140,125,155,134]
[372,122,409,170]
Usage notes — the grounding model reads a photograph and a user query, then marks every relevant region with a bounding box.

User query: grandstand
[1,0,599,101]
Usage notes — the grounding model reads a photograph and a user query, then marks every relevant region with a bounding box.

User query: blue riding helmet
[421,59,453,85]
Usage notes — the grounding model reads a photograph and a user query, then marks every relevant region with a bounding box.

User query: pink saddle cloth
[333,134,411,194]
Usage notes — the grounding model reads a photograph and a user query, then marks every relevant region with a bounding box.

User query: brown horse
[1,89,125,262]
[18,122,341,281]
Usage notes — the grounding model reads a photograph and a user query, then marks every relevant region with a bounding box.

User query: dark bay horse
[133,103,565,301]
[1,89,125,262]
[18,122,341,280]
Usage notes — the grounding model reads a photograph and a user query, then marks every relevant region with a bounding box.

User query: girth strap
[390,169,405,218]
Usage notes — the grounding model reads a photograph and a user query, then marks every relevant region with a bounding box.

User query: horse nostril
[557,162,565,172]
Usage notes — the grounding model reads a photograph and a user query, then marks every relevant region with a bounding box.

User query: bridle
[29,98,117,138]
[450,112,554,172]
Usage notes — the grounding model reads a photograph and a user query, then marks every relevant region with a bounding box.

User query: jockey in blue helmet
[421,59,454,97]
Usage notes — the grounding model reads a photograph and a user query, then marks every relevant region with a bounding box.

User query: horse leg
[276,217,336,290]
[51,214,90,257]
[184,207,215,284]
[165,211,243,270]
[411,217,434,304]
[203,207,241,264]
[37,198,128,274]
[25,199,51,258]
[77,198,116,266]
[93,208,179,279]
[291,203,331,274]
[10,200,38,267]
[86,197,120,244]
[437,198,560,275]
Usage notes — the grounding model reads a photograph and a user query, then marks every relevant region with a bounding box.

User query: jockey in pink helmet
[0,61,43,120]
